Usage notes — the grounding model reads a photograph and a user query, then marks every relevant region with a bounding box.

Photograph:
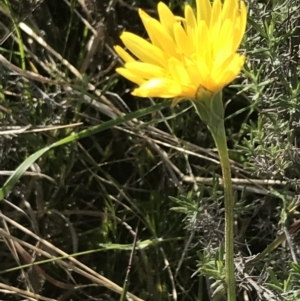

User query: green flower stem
[193,91,236,301]
[210,122,236,301]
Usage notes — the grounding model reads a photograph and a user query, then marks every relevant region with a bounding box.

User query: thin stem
[192,91,236,301]
[210,123,236,301]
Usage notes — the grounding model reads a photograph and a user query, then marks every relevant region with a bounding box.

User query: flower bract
[114,0,247,104]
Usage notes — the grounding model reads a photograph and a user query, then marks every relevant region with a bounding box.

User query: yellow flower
[114,0,247,104]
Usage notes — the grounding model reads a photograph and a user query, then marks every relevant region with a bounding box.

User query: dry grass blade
[0,282,58,301]
[0,213,145,301]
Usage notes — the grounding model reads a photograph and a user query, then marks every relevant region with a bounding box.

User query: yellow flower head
[114,0,247,104]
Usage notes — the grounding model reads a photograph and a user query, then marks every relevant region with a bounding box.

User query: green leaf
[0,101,171,200]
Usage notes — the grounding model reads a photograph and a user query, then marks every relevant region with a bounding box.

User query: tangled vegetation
[1,0,300,300]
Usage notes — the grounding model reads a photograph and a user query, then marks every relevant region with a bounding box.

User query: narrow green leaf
[0,101,171,200]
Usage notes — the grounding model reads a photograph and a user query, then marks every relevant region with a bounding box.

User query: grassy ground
[1,0,300,300]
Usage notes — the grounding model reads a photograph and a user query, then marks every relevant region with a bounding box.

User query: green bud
[192,88,224,132]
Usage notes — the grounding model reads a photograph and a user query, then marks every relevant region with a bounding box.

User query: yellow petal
[210,0,222,39]
[194,58,215,91]
[139,9,161,48]
[222,0,238,22]
[157,2,176,37]
[185,58,205,87]
[125,61,167,79]
[114,45,135,63]
[212,53,245,85]
[184,5,197,49]
[214,19,234,59]
[116,67,145,85]
[233,1,247,47]
[120,32,167,67]
[132,78,182,98]
[146,18,178,58]
[196,0,211,24]
[168,58,190,86]
[173,22,195,55]
[196,21,210,64]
